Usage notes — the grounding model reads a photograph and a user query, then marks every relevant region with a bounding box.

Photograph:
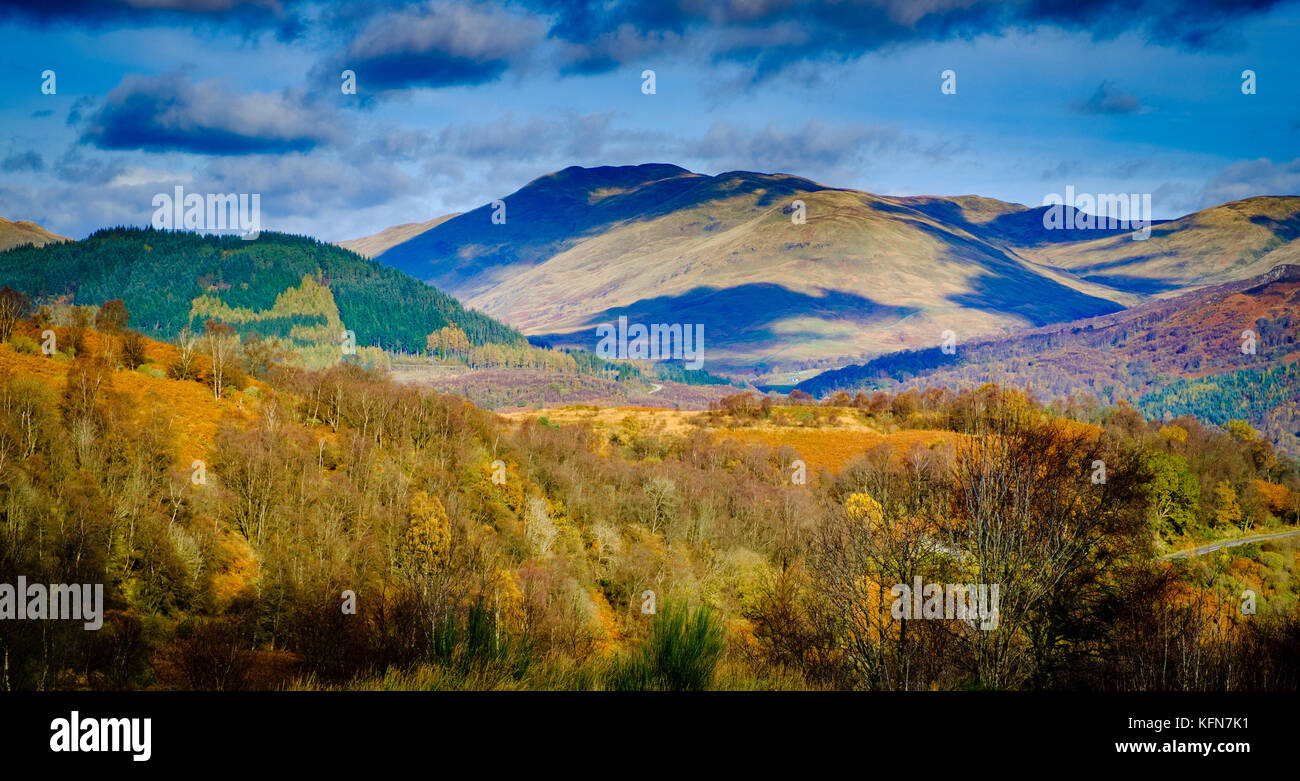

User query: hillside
[3,318,1298,692]
[337,213,460,258]
[0,216,69,252]
[0,227,524,364]
[376,165,1149,371]
[796,264,1300,450]
[1025,196,1300,294]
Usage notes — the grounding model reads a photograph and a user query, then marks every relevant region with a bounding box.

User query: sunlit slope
[0,216,68,252]
[377,165,1129,370]
[1025,196,1300,294]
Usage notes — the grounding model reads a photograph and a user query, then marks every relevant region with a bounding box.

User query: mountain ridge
[365,164,1297,371]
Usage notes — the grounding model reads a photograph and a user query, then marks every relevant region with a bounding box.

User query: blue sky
[1,0,1297,242]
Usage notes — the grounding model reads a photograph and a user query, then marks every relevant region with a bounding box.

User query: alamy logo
[596,315,704,370]
[1042,185,1151,240]
[152,185,260,240]
[50,711,151,762]
[890,577,1000,631]
[0,576,104,630]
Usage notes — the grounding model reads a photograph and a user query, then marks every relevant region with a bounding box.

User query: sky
[0,0,1297,242]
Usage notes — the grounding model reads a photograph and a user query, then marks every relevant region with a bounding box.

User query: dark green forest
[0,227,525,350]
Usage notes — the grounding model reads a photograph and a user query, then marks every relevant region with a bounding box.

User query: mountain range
[358,164,1300,376]
[4,163,1299,430]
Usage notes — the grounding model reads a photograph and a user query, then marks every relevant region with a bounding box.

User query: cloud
[66,96,94,126]
[436,112,662,160]
[330,2,545,90]
[680,119,967,176]
[0,0,308,39]
[79,71,344,155]
[1,150,45,173]
[53,147,128,186]
[1041,160,1083,181]
[531,0,1289,78]
[5,1,1288,90]
[1071,81,1149,115]
[1199,157,1300,206]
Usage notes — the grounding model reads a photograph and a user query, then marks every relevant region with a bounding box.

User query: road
[1158,527,1300,561]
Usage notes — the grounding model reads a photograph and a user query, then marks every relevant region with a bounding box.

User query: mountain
[795,263,1300,451]
[0,227,524,364]
[1020,195,1300,294]
[0,216,69,252]
[337,213,460,258]
[374,164,1168,372]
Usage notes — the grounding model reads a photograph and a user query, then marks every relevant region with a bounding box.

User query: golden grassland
[503,403,969,473]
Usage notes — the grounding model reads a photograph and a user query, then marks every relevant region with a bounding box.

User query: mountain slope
[0,227,524,355]
[795,264,1300,450]
[1024,196,1300,294]
[0,216,69,252]
[337,213,460,258]
[377,165,1142,371]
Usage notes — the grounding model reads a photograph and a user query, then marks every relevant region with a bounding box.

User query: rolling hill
[1020,195,1300,295]
[0,227,525,365]
[368,165,1300,373]
[0,216,68,252]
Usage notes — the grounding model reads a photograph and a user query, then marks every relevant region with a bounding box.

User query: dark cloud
[1,150,45,173]
[1071,81,1149,115]
[79,71,343,155]
[52,147,127,186]
[530,0,1289,78]
[327,2,545,90]
[0,0,308,39]
[4,1,1287,88]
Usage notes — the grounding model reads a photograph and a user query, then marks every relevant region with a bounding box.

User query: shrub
[8,334,39,355]
[605,601,725,691]
[122,329,148,369]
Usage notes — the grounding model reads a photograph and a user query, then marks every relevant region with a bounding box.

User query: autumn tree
[0,286,32,341]
[400,490,453,623]
[121,330,149,369]
[1144,451,1200,538]
[94,299,129,334]
[1212,480,1243,530]
[426,325,470,360]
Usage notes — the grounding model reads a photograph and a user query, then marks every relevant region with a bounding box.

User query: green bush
[8,335,39,355]
[605,601,725,691]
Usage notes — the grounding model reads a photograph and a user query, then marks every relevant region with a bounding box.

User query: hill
[1024,196,1300,294]
[4,320,1298,692]
[375,165,1155,371]
[0,227,524,364]
[337,213,460,258]
[0,216,69,252]
[795,264,1300,450]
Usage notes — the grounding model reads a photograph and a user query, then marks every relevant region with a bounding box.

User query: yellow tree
[845,492,883,527]
[1212,481,1244,530]
[399,489,454,629]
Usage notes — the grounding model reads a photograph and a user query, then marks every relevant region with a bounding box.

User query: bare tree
[202,320,239,400]
[0,286,32,341]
